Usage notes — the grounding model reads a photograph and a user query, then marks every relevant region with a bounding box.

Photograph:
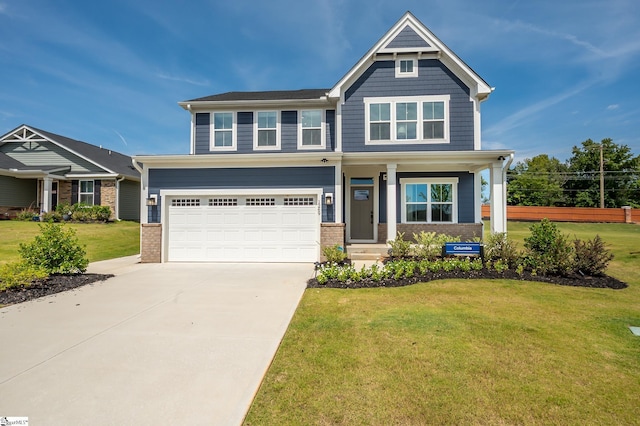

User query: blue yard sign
[442,242,483,257]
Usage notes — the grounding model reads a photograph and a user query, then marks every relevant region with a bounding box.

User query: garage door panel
[168,196,319,262]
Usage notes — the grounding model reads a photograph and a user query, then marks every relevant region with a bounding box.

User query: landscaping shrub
[0,261,48,290]
[524,219,574,275]
[19,222,89,274]
[484,232,521,268]
[16,209,37,221]
[71,205,111,222]
[573,235,614,276]
[413,231,460,260]
[322,244,347,263]
[387,232,413,258]
[41,210,63,222]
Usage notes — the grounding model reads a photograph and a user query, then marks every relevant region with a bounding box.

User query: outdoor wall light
[146,194,158,206]
[325,193,333,205]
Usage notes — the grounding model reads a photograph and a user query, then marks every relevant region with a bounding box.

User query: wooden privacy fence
[481,205,639,223]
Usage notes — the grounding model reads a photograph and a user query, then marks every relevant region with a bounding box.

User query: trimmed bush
[387,232,412,258]
[524,219,574,275]
[573,235,614,276]
[0,261,48,290]
[413,231,460,260]
[19,222,89,274]
[484,232,521,268]
[322,244,347,263]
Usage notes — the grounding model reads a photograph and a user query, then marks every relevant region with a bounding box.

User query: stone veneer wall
[320,223,345,261]
[100,179,116,219]
[378,223,484,243]
[141,223,162,263]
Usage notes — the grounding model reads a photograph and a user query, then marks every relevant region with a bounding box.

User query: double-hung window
[369,103,391,141]
[79,180,94,205]
[299,109,324,148]
[365,95,449,144]
[211,112,235,150]
[401,178,458,223]
[255,111,279,150]
[396,102,417,140]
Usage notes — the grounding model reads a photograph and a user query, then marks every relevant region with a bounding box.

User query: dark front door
[51,182,58,210]
[350,186,374,240]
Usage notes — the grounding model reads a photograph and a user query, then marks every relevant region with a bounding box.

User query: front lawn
[0,220,140,265]
[245,222,640,425]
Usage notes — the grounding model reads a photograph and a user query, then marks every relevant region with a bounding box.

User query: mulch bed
[308,269,628,290]
[0,274,114,306]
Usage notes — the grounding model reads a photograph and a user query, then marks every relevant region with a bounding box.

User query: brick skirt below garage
[378,223,484,243]
[141,223,162,263]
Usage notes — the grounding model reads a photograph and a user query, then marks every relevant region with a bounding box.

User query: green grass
[245,222,640,425]
[0,220,140,264]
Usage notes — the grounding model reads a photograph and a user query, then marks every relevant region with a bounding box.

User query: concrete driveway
[0,257,311,425]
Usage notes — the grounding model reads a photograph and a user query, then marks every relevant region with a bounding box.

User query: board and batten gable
[192,110,336,154]
[0,140,106,173]
[147,166,335,222]
[342,59,475,152]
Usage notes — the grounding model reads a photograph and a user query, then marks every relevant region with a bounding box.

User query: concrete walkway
[0,257,312,425]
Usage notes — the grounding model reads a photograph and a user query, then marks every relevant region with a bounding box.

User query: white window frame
[210,111,237,151]
[395,57,418,78]
[298,109,326,149]
[79,179,95,205]
[364,95,450,145]
[253,110,281,150]
[400,178,458,224]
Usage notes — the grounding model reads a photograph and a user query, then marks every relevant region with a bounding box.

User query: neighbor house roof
[0,125,139,180]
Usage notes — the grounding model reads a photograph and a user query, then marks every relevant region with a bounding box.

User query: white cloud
[606,104,619,111]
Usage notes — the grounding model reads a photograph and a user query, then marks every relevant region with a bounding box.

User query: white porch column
[334,162,342,223]
[489,162,506,233]
[386,163,397,242]
[474,171,482,223]
[42,177,53,213]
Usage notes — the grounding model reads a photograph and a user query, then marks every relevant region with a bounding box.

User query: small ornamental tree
[19,222,89,274]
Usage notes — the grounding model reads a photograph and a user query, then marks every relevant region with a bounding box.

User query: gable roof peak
[328,11,492,101]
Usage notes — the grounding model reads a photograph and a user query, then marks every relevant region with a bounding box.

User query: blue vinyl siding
[342,59,474,152]
[193,110,336,154]
[194,113,210,153]
[281,111,298,151]
[385,26,431,49]
[147,166,335,222]
[378,172,475,223]
[237,112,253,153]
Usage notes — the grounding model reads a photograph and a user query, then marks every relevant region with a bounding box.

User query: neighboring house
[133,12,514,263]
[0,124,140,221]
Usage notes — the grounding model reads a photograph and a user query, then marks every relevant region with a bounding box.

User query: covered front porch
[331,150,514,245]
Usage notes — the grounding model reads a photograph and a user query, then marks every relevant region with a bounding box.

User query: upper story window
[364,95,450,144]
[401,178,458,223]
[299,109,325,149]
[254,111,280,150]
[395,58,418,78]
[79,180,94,205]
[211,112,236,151]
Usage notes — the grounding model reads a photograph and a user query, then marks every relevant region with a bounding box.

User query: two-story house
[133,12,514,263]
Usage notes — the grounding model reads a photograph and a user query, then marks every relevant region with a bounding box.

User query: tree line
[507,138,640,208]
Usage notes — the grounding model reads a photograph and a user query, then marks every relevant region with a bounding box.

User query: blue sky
[1,0,639,163]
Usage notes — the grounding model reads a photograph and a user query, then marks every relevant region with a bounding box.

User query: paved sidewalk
[0,258,311,425]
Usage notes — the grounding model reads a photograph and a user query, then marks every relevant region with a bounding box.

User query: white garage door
[167,195,320,262]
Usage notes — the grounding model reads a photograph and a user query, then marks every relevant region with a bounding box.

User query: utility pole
[599,143,605,208]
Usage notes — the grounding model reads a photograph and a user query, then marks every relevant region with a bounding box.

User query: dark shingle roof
[28,126,139,179]
[186,89,330,103]
[0,152,26,169]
